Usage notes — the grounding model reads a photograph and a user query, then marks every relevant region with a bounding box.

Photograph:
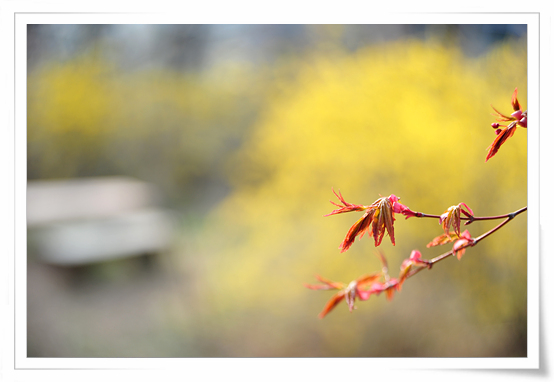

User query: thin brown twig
[415,206,527,224]
[401,206,527,281]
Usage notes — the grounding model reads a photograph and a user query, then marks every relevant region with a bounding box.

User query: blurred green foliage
[27,34,527,357]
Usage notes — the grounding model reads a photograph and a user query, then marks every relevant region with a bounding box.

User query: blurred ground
[27,251,197,357]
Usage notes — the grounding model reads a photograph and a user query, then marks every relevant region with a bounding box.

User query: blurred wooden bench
[27,177,175,266]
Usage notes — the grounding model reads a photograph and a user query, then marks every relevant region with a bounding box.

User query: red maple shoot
[325,190,417,252]
[304,273,380,319]
[307,87,527,318]
[305,252,404,318]
[438,203,474,238]
[486,87,527,162]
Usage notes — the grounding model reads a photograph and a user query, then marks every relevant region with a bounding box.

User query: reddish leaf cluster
[486,88,527,162]
[304,274,381,319]
[428,229,474,260]
[398,250,431,290]
[438,203,473,238]
[325,190,417,252]
[306,250,430,318]
[452,230,473,260]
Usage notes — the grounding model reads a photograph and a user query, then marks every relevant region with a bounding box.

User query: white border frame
[2,4,548,381]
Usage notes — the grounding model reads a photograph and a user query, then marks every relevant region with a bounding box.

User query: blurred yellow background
[27,24,527,357]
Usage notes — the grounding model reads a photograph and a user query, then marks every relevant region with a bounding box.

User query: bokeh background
[27,24,527,357]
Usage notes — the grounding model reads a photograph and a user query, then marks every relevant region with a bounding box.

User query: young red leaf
[328,193,402,251]
[318,292,346,319]
[398,250,430,290]
[452,230,473,260]
[427,232,459,247]
[486,122,518,162]
[439,203,473,238]
[511,87,521,111]
[324,188,368,216]
[306,273,380,318]
[486,88,527,161]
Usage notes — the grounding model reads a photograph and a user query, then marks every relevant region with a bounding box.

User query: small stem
[415,206,526,223]
[473,214,516,244]
[417,213,442,219]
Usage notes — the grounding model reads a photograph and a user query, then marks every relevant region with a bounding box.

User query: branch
[405,206,527,279]
[413,206,527,225]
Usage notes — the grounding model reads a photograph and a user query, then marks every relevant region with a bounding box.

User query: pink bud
[491,122,500,129]
[409,250,422,261]
[519,116,527,128]
[495,128,502,135]
[511,110,523,120]
[388,194,399,204]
